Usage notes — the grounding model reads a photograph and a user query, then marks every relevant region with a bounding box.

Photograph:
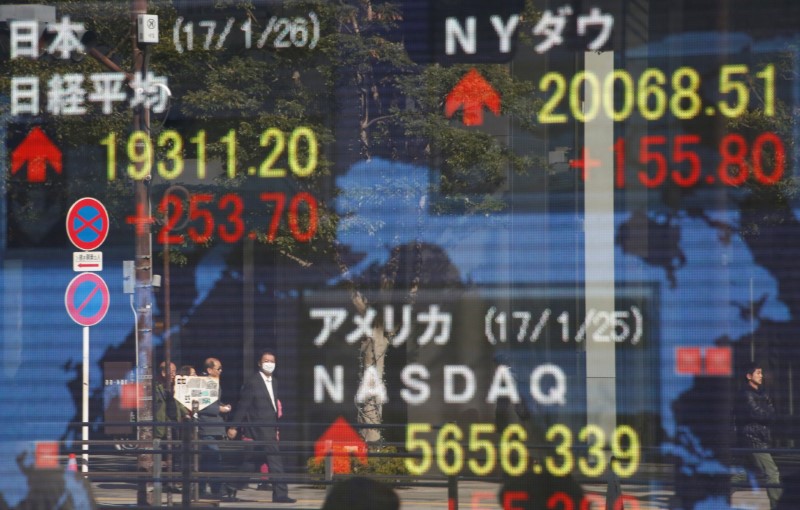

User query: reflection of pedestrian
[733,362,782,509]
[179,365,196,377]
[228,351,295,503]
[154,362,178,441]
[198,358,232,499]
[321,477,399,510]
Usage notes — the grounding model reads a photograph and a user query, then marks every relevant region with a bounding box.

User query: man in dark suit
[197,358,231,499]
[227,350,295,503]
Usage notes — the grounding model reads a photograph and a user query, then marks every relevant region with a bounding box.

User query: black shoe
[223,485,238,501]
[257,482,272,491]
[273,496,296,503]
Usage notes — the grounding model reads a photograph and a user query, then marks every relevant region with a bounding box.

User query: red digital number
[289,192,318,242]
[580,494,604,510]
[188,193,214,243]
[537,492,638,510]
[638,135,668,188]
[218,193,245,243]
[613,138,626,188]
[157,193,185,245]
[260,192,286,242]
[751,131,785,185]
[718,133,749,186]
[157,191,319,245]
[616,132,784,189]
[547,492,573,510]
[671,134,701,187]
[261,191,319,242]
[717,132,785,186]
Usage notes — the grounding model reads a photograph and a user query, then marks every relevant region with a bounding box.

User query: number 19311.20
[101,127,318,181]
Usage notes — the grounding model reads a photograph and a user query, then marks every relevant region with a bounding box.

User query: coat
[230,372,281,443]
[735,385,775,449]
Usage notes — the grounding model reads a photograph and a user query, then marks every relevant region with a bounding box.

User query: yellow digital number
[611,424,640,478]
[670,67,702,120]
[570,71,601,123]
[288,126,318,176]
[756,64,775,116]
[259,127,287,178]
[157,129,184,179]
[603,70,634,122]
[436,424,464,476]
[467,423,496,476]
[500,424,528,476]
[127,130,153,180]
[538,72,568,124]
[578,424,607,478]
[189,130,207,179]
[637,68,667,121]
[405,423,432,476]
[718,64,749,118]
[545,424,574,477]
[100,132,117,181]
[220,129,237,178]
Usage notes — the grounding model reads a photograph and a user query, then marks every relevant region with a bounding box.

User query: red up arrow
[314,416,367,474]
[11,127,62,183]
[445,68,501,126]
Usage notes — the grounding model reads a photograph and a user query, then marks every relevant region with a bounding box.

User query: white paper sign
[173,375,219,411]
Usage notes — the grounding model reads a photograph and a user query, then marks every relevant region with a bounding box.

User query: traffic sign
[65,273,110,327]
[66,197,109,251]
[73,251,103,271]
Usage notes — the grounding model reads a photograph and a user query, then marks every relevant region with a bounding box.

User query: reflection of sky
[0,157,790,505]
[337,158,788,436]
[0,249,134,505]
[0,241,231,505]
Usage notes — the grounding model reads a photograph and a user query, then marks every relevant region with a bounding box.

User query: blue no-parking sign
[66,197,109,251]
[65,273,110,327]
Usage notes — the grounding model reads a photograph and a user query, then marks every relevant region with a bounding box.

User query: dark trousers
[238,435,288,500]
[261,441,288,500]
[200,435,223,494]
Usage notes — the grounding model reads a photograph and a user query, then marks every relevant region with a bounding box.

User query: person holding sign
[197,358,232,499]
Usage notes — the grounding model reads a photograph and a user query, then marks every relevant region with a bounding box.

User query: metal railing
[50,418,800,509]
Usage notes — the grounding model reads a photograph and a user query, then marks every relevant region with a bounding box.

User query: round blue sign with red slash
[66,197,109,251]
[65,273,110,327]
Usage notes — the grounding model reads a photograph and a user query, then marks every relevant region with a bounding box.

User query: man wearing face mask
[227,350,295,503]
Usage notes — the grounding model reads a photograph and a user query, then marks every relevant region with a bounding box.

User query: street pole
[130,0,155,505]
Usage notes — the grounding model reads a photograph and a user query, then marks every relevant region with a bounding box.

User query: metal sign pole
[82,325,90,473]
